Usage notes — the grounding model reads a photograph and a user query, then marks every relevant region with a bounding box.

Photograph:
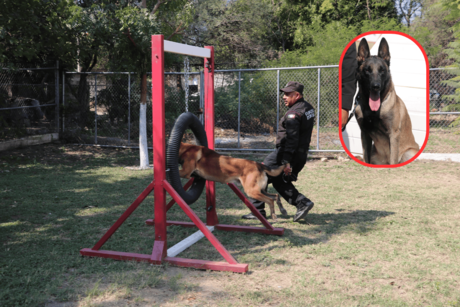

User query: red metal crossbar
[146,182,284,236]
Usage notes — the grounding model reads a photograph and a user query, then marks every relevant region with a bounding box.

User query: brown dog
[354,38,419,165]
[178,142,288,220]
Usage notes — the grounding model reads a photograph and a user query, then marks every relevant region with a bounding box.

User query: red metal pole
[166,178,194,212]
[163,180,238,264]
[151,35,167,262]
[91,182,155,250]
[227,183,275,230]
[144,178,195,226]
[204,46,218,226]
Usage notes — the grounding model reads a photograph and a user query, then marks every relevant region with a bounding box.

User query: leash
[341,94,360,132]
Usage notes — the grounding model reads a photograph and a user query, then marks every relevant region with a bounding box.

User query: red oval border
[339,31,430,168]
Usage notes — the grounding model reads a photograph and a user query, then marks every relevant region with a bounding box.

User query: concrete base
[167,226,214,257]
[417,153,460,163]
[0,133,59,152]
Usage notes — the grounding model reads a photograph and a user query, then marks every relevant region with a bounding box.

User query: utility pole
[138,0,150,169]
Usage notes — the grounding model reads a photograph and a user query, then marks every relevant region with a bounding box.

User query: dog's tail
[259,163,286,177]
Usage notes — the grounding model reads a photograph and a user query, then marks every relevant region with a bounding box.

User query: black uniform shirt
[342,43,358,110]
[276,98,315,163]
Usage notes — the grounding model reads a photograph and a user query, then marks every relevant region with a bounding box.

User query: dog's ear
[357,38,370,66]
[378,37,391,67]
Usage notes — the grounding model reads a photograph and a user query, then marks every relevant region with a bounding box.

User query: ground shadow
[226,209,395,257]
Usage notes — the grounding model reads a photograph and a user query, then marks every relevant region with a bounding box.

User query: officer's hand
[341,109,349,129]
[283,163,292,176]
[282,172,297,183]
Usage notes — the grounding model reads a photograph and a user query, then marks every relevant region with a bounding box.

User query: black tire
[166,112,208,205]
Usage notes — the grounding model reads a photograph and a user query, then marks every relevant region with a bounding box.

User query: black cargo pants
[250,147,308,212]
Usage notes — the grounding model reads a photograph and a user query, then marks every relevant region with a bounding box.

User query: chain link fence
[0,63,59,142]
[1,65,454,154]
[61,67,460,154]
[213,66,340,152]
[426,68,460,153]
[62,66,342,153]
[62,71,203,147]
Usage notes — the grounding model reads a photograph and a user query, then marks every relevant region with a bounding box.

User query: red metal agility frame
[80,35,284,273]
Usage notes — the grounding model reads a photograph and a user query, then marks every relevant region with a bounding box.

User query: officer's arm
[342,44,357,111]
[281,115,301,164]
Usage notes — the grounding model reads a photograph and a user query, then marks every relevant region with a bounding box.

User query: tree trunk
[77,73,90,130]
[139,73,150,169]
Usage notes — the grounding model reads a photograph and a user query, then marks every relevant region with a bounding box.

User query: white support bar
[167,226,215,257]
[164,40,211,58]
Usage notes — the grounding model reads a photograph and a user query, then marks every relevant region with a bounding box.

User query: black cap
[280,81,304,95]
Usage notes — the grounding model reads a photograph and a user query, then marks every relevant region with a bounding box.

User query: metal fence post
[62,71,65,133]
[128,73,131,145]
[316,68,321,150]
[200,71,205,124]
[95,75,98,144]
[276,70,280,135]
[55,61,60,134]
[237,71,241,148]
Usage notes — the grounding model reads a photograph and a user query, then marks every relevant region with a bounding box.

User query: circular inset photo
[339,31,429,167]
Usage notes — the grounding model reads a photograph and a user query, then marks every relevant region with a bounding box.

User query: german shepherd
[178,142,288,220]
[354,37,419,165]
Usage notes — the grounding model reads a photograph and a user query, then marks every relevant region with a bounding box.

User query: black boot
[293,199,314,222]
[242,211,267,219]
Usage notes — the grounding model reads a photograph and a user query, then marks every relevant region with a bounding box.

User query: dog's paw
[271,214,278,221]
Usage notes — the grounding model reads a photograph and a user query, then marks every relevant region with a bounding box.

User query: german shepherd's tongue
[369,90,380,111]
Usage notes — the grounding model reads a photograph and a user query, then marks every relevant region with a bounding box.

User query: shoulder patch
[287,114,296,119]
[305,109,315,120]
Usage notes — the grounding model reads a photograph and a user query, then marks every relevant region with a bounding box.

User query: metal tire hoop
[166,112,208,205]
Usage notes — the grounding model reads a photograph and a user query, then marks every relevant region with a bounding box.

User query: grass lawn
[424,127,460,153]
[1,144,460,306]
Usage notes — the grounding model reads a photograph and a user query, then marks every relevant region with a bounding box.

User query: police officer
[341,43,358,130]
[242,81,315,222]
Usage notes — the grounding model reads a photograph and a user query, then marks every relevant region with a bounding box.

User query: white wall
[342,34,428,156]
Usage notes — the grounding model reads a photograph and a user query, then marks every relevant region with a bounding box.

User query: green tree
[267,0,402,67]
[1,0,191,128]
[439,0,460,124]
[0,0,75,65]
[87,0,192,168]
[396,0,423,27]
[184,0,278,67]
[409,0,457,67]
[271,0,399,50]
